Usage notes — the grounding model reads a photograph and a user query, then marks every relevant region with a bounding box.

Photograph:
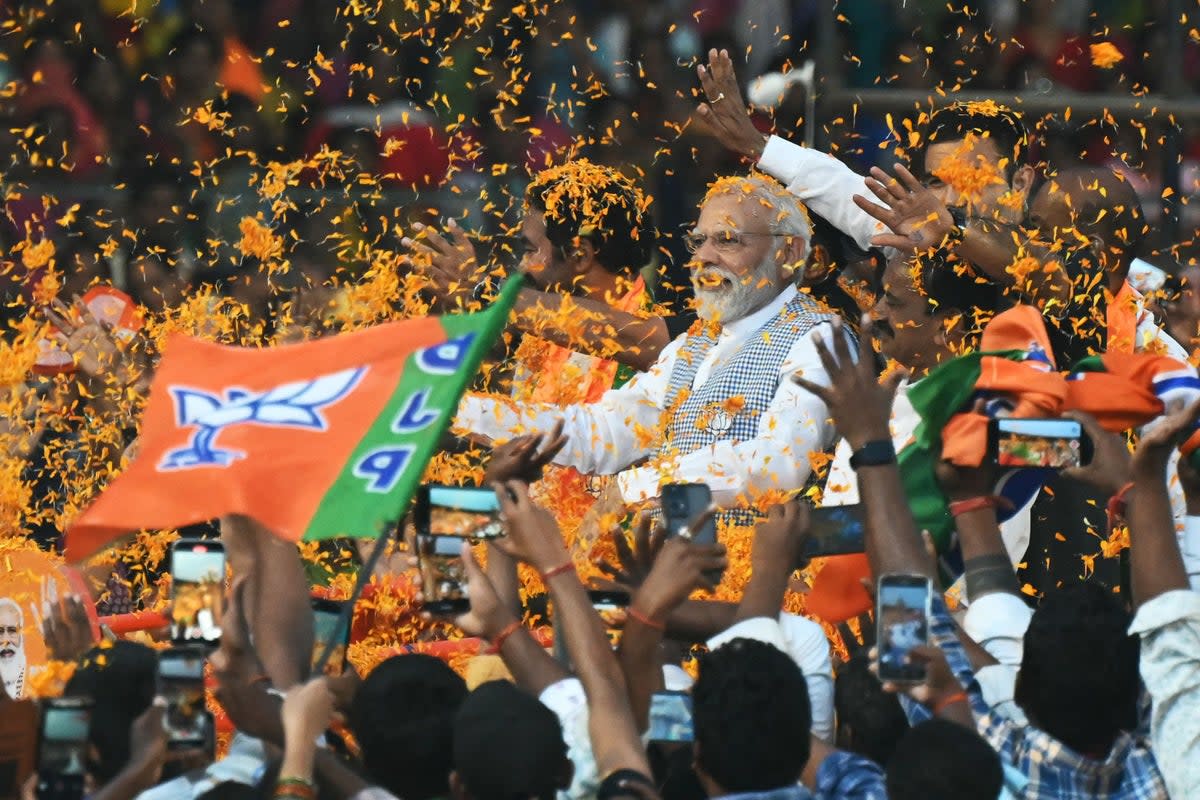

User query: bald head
[1030,167,1146,289]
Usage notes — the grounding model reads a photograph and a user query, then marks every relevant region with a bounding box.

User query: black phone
[413,484,505,540]
[662,482,723,584]
[801,505,865,563]
[418,535,471,614]
[311,599,351,676]
[157,647,215,754]
[169,539,226,646]
[647,691,694,743]
[987,417,1093,470]
[35,697,91,800]
[876,573,932,685]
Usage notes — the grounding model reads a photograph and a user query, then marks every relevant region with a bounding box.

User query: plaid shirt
[926,597,1168,799]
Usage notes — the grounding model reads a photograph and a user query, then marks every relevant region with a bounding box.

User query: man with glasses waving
[454,173,846,526]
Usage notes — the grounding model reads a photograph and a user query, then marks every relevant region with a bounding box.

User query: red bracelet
[627,606,665,631]
[931,691,968,715]
[1107,482,1135,522]
[487,620,523,654]
[948,495,1014,517]
[540,561,576,583]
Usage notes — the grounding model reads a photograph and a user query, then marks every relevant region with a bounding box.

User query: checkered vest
[654,290,836,527]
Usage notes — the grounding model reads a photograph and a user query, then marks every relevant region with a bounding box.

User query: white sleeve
[539,678,601,800]
[453,338,683,476]
[961,592,1032,667]
[757,135,888,252]
[1182,517,1200,592]
[616,326,837,504]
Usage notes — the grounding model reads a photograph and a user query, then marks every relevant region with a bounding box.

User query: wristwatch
[945,206,968,246]
[848,440,896,470]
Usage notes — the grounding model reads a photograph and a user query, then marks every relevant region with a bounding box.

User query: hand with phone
[491,480,572,573]
[630,535,727,627]
[874,641,968,720]
[429,542,520,642]
[986,417,1093,471]
[1060,411,1133,498]
[169,540,226,646]
[875,574,932,685]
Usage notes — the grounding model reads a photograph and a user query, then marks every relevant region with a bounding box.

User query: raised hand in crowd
[481,421,567,485]
[874,643,973,727]
[280,677,341,784]
[88,699,170,800]
[44,296,124,381]
[597,513,666,593]
[736,497,810,622]
[695,48,768,160]
[40,587,97,662]
[402,219,488,309]
[1062,410,1133,498]
[854,164,956,253]
[210,577,284,744]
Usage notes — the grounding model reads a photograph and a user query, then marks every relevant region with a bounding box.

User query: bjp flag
[66,278,522,560]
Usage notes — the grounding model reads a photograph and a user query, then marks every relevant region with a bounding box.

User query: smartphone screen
[990,418,1090,469]
[157,648,212,750]
[416,485,504,540]
[662,483,715,543]
[648,691,694,743]
[312,600,349,676]
[418,535,470,614]
[170,541,225,645]
[876,574,932,684]
[802,505,865,561]
[37,701,90,778]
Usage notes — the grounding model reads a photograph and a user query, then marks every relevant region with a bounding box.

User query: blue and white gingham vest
[656,290,835,527]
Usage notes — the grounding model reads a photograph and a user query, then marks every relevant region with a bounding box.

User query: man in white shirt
[455,174,843,517]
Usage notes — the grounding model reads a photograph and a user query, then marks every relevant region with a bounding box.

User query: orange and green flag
[66,278,521,560]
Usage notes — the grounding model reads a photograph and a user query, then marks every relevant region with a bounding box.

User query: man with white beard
[455,174,845,521]
[0,598,27,698]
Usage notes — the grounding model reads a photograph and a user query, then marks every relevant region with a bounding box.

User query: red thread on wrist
[539,562,575,583]
[627,606,665,631]
[487,620,523,654]
[932,691,968,715]
[948,496,1013,517]
[1107,482,1135,524]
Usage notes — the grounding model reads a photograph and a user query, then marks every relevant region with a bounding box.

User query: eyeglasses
[683,230,789,254]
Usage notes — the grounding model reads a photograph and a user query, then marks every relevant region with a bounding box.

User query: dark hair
[63,641,158,782]
[693,638,811,793]
[1015,583,1140,755]
[1048,167,1146,267]
[912,249,1000,329]
[885,719,1002,800]
[525,160,654,277]
[834,655,910,766]
[806,214,879,327]
[914,102,1029,183]
[452,680,568,800]
[349,654,468,800]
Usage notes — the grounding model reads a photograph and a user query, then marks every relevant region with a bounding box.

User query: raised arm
[497,480,652,779]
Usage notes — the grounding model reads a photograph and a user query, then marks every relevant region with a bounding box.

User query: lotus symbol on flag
[159,367,368,470]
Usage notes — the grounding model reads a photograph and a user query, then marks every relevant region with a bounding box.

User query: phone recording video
[157,648,213,752]
[418,535,471,614]
[801,504,865,562]
[647,691,694,743]
[876,574,932,684]
[415,485,504,540]
[169,540,225,645]
[588,589,630,640]
[662,483,723,583]
[311,599,350,676]
[988,418,1092,470]
[36,697,91,800]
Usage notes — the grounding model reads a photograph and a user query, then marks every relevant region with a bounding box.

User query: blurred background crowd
[0,0,1198,330]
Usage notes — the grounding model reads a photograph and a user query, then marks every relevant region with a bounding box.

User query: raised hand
[752,498,813,571]
[696,48,768,160]
[853,164,956,253]
[41,590,96,663]
[482,421,567,485]
[402,219,488,307]
[793,315,905,450]
[876,643,967,712]
[492,480,571,572]
[444,542,519,640]
[1133,398,1200,479]
[44,296,123,380]
[281,676,340,748]
[1062,411,1132,497]
[632,534,727,622]
[596,514,666,592]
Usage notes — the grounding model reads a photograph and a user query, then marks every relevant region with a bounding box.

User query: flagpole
[313,526,397,674]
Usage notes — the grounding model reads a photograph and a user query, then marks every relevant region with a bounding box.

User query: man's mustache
[0,648,16,658]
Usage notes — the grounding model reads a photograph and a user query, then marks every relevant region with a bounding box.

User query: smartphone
[414,485,504,540]
[647,691,694,743]
[662,483,722,584]
[876,573,932,684]
[169,540,226,645]
[311,599,350,676]
[35,697,91,800]
[418,535,471,614]
[801,505,865,562]
[987,418,1093,470]
[588,589,630,637]
[157,647,215,754]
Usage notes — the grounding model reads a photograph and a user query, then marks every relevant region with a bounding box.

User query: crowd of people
[5,1,1200,800]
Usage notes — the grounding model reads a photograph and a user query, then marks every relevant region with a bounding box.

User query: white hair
[713,174,813,257]
[0,598,22,625]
